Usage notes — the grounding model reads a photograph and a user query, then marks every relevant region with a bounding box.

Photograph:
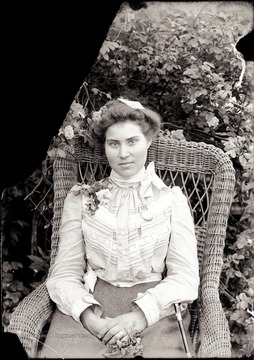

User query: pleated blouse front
[46,162,200,326]
[82,170,171,286]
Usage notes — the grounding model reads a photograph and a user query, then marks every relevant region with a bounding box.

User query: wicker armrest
[198,287,231,358]
[6,282,54,359]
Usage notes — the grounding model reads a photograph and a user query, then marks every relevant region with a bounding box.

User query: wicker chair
[7,134,235,358]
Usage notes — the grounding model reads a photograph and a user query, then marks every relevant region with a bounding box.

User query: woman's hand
[80,307,118,339]
[100,308,147,345]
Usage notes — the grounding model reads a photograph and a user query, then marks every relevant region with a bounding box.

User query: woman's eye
[108,141,118,147]
[128,138,138,144]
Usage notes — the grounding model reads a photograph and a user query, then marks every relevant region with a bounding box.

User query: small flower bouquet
[72,179,112,216]
[97,328,143,358]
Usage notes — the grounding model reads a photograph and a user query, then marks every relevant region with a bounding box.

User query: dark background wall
[1,1,123,192]
[1,1,253,193]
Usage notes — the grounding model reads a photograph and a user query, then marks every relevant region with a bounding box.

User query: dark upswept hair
[90,98,162,143]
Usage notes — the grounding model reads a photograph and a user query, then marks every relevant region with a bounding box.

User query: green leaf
[3,273,13,282]
[247,277,254,288]
[10,262,23,270]
[27,255,45,263]
[183,68,200,79]
[234,271,243,278]
[56,148,66,158]
[47,148,56,158]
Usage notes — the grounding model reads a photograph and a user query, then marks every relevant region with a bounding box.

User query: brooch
[140,205,153,221]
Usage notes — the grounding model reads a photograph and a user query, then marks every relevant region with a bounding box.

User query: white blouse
[46,162,200,327]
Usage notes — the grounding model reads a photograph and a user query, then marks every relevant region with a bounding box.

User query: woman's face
[105,121,151,178]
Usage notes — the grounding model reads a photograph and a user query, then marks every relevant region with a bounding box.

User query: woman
[39,98,200,358]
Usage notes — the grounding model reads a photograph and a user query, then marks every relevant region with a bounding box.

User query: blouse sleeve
[132,186,200,326]
[46,186,103,324]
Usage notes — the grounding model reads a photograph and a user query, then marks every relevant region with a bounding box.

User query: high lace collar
[110,162,166,198]
[110,165,146,186]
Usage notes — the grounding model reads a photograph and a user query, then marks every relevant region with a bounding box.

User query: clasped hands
[80,306,147,345]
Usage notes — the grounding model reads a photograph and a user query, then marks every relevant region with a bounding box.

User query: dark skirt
[38,278,195,358]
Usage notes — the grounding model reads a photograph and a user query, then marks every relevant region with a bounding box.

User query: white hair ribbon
[118,97,145,110]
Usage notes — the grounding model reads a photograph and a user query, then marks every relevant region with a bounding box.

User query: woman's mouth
[119,162,133,166]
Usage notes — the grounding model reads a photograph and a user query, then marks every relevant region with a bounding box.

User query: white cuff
[71,295,103,324]
[132,293,160,326]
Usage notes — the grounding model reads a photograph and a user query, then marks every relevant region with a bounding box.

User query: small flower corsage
[72,179,112,216]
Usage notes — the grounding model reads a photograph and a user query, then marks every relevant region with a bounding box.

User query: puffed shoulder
[69,183,84,194]
[170,185,183,195]
[170,186,188,203]
[63,183,83,206]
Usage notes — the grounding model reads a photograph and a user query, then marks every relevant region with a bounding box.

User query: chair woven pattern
[7,136,235,358]
[6,283,54,358]
[49,152,78,272]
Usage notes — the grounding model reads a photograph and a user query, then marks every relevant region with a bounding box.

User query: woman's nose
[119,145,130,158]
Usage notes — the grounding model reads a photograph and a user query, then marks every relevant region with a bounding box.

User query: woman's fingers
[108,332,130,346]
[101,325,119,344]
[97,319,118,340]
[97,316,133,345]
[120,335,130,346]
[106,329,127,345]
